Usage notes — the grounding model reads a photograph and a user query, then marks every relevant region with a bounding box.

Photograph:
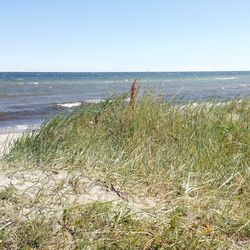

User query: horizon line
[1,69,250,73]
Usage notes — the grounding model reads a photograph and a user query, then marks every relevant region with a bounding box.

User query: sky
[0,0,250,72]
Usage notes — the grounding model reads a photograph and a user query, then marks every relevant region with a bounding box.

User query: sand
[0,132,23,157]
[0,131,156,217]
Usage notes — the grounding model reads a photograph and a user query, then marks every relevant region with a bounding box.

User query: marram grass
[1,94,250,249]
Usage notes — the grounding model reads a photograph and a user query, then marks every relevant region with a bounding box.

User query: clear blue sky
[1,0,250,72]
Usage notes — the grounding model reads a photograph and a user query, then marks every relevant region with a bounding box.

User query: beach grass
[0,93,250,249]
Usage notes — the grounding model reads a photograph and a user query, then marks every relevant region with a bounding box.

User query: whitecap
[25,82,39,85]
[103,81,114,84]
[85,99,105,104]
[215,77,237,80]
[57,102,82,108]
[15,125,30,130]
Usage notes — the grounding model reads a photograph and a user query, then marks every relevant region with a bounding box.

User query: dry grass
[130,78,139,113]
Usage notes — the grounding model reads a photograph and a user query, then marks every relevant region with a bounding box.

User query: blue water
[1,71,250,132]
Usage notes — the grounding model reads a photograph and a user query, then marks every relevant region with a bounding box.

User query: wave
[214,77,237,81]
[56,102,82,108]
[0,124,40,134]
[56,99,105,109]
[1,99,105,123]
[14,124,30,130]
[238,84,250,87]
[14,82,40,85]
[0,107,49,121]
[103,81,114,84]
[191,77,238,81]
[84,99,105,104]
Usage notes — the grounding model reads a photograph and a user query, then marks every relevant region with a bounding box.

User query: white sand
[0,131,157,213]
[0,131,157,215]
[0,133,23,157]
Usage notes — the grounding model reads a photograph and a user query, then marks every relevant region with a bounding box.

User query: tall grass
[1,93,250,248]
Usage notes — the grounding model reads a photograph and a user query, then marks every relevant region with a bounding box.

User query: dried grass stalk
[130,79,138,112]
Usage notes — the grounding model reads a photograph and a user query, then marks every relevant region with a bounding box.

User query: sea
[1,71,250,133]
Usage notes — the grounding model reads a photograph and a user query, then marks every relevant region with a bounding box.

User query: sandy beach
[0,133,22,157]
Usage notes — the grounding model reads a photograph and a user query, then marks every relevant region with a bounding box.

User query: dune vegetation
[0,89,250,249]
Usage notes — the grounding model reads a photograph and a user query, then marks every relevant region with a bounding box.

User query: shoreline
[0,132,23,157]
[0,123,40,157]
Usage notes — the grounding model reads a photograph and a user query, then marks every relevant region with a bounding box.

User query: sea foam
[57,102,82,108]
[85,99,105,104]
[215,77,237,80]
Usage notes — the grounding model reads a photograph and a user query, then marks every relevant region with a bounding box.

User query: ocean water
[1,71,250,133]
